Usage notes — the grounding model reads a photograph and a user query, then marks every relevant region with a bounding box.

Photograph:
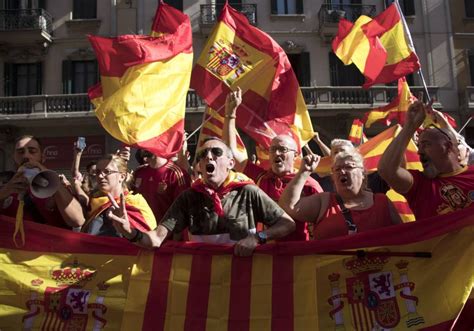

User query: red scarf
[191,171,254,216]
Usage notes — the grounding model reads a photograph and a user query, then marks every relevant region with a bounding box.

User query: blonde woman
[280,151,401,239]
[81,154,157,237]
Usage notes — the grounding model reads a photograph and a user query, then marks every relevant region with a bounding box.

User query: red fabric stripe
[363,52,420,88]
[362,36,388,81]
[143,252,173,331]
[133,119,185,159]
[405,150,420,162]
[89,33,192,77]
[152,1,187,35]
[190,65,231,110]
[391,201,413,215]
[332,18,355,53]
[228,257,252,331]
[88,82,103,100]
[453,297,474,330]
[363,154,381,170]
[363,4,400,37]
[272,255,294,331]
[184,255,213,331]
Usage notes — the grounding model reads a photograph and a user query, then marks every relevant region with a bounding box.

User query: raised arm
[279,154,326,222]
[378,101,426,194]
[312,132,331,157]
[222,88,247,172]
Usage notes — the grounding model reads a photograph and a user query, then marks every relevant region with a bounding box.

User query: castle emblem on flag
[326,254,425,330]
[206,39,252,85]
[22,259,109,330]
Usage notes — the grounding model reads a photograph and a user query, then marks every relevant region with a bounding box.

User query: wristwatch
[128,229,143,243]
[256,231,267,244]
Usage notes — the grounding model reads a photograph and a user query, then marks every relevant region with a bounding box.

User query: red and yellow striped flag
[363,77,415,128]
[191,3,313,153]
[88,2,192,158]
[348,118,368,146]
[2,209,474,330]
[362,3,420,88]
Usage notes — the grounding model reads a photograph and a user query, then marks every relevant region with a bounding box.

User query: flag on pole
[361,3,420,88]
[363,77,415,128]
[191,3,314,153]
[88,2,193,158]
[348,118,368,145]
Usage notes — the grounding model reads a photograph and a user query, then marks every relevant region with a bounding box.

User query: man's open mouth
[205,164,215,174]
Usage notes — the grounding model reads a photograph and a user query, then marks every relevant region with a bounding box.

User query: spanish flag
[348,118,367,146]
[363,77,415,128]
[191,3,314,153]
[1,208,473,330]
[362,3,420,88]
[88,2,193,158]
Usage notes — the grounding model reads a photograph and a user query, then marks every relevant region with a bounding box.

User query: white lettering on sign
[85,144,103,156]
[43,146,59,160]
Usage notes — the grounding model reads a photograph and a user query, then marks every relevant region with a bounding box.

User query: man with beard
[379,101,474,220]
[108,137,295,256]
[222,89,323,241]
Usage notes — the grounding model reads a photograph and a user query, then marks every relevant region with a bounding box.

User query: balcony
[0,9,53,45]
[0,87,442,119]
[200,4,257,34]
[318,4,376,43]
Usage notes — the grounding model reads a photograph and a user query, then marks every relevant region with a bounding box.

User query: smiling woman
[81,154,157,237]
[279,150,401,240]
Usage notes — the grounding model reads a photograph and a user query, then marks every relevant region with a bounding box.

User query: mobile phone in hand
[76,137,86,151]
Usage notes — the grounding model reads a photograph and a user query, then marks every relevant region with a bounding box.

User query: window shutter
[271,0,277,14]
[35,62,42,95]
[164,0,183,11]
[299,52,310,86]
[403,0,415,16]
[4,63,14,96]
[296,0,304,14]
[466,0,474,18]
[329,53,339,86]
[62,60,72,94]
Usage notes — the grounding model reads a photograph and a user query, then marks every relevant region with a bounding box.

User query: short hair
[330,139,354,152]
[201,137,233,158]
[85,161,97,172]
[134,149,153,165]
[97,154,129,189]
[15,135,42,148]
[332,150,365,170]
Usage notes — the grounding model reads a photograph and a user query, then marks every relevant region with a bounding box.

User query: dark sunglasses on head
[196,147,224,161]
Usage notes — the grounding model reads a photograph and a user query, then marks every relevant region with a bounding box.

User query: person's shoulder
[244,161,265,180]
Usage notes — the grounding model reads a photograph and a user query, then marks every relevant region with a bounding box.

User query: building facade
[0,0,469,172]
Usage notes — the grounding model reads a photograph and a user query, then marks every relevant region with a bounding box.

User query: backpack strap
[334,194,358,235]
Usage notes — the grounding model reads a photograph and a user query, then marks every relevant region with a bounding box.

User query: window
[466,0,474,18]
[271,0,303,15]
[287,52,310,86]
[73,0,96,19]
[164,0,183,11]
[62,60,98,93]
[216,0,242,18]
[385,0,415,16]
[329,53,364,86]
[4,63,42,96]
[469,52,474,85]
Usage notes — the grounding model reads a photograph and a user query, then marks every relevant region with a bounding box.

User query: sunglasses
[95,169,122,177]
[196,147,224,162]
[269,146,296,154]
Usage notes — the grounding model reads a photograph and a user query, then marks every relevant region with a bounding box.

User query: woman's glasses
[196,147,224,162]
[95,169,122,177]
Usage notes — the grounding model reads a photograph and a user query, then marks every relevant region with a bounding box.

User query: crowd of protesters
[1,94,474,256]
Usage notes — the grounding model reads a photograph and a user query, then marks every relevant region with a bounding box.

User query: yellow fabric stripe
[386,189,415,223]
[96,52,193,144]
[121,250,155,330]
[293,256,319,330]
[249,254,273,331]
[205,255,232,331]
[293,91,315,146]
[163,254,192,331]
[380,21,412,64]
[365,110,392,128]
[335,15,373,72]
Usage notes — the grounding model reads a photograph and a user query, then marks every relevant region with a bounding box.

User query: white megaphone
[22,167,60,199]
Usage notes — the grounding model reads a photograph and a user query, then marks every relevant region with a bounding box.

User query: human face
[95,159,126,195]
[331,159,365,195]
[14,137,43,166]
[269,136,298,176]
[197,140,234,188]
[417,129,452,178]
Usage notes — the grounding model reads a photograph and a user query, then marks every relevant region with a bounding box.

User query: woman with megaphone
[81,154,157,237]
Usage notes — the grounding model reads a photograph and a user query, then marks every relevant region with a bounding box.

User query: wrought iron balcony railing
[0,87,441,117]
[318,4,376,29]
[200,4,257,26]
[0,9,53,34]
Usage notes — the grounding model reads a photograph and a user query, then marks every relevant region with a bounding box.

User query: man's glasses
[331,164,362,173]
[95,169,122,177]
[196,147,224,162]
[269,146,296,154]
[425,124,452,142]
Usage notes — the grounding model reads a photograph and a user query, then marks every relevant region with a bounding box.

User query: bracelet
[225,115,236,119]
[128,229,143,243]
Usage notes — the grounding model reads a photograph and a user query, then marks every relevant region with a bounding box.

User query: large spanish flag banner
[87,2,193,158]
[1,210,473,330]
[191,3,314,152]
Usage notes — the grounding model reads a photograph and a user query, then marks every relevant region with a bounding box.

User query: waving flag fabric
[1,209,474,330]
[191,3,313,153]
[348,118,367,146]
[363,77,415,128]
[361,3,420,88]
[88,2,192,158]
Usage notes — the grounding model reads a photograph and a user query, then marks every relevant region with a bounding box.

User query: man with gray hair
[379,101,474,219]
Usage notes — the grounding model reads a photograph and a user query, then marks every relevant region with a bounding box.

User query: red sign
[41,136,106,169]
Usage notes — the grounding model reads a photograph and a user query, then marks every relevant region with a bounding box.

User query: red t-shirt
[244,162,323,241]
[133,161,191,222]
[0,193,68,229]
[404,166,474,220]
[314,193,393,240]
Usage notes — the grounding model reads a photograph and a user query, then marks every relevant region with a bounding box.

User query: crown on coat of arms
[395,260,409,270]
[344,255,389,275]
[50,259,95,286]
[328,273,341,282]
